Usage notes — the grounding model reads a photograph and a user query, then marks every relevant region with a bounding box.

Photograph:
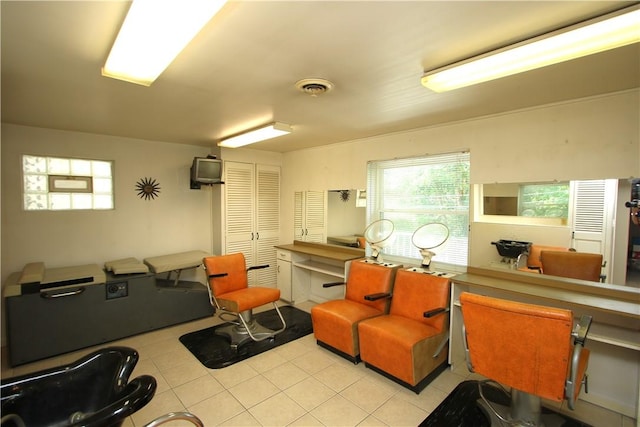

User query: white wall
[280,90,640,277]
[1,124,215,283]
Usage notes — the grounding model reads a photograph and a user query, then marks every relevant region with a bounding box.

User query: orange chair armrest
[247,264,269,271]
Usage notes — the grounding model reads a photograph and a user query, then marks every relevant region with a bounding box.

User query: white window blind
[366,151,470,267]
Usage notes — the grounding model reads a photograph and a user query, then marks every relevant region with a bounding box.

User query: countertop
[275,240,365,262]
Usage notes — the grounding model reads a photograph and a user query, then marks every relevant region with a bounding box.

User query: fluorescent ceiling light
[102,0,227,86]
[422,6,640,92]
[218,123,293,148]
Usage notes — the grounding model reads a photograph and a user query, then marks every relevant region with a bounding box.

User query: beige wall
[280,90,639,279]
[1,124,216,283]
[1,90,638,346]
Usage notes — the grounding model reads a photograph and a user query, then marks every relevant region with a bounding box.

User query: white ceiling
[1,1,639,152]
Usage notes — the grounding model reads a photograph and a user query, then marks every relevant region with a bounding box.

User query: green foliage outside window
[519,183,569,218]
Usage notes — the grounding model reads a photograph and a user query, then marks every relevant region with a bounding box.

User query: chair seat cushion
[311,300,382,357]
[360,315,439,348]
[359,314,445,385]
[217,287,280,312]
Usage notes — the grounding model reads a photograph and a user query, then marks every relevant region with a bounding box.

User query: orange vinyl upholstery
[204,253,280,312]
[358,270,450,391]
[203,253,284,348]
[310,261,396,361]
[517,244,571,273]
[460,292,590,404]
[540,250,604,282]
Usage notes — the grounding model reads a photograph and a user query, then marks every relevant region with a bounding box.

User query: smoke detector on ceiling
[295,78,334,97]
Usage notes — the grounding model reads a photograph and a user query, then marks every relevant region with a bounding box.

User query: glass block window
[22,155,114,210]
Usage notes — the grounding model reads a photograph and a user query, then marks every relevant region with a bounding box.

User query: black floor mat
[179,306,313,369]
[420,380,592,427]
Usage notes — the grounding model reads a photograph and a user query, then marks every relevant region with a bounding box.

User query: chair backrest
[344,261,395,312]
[526,244,571,269]
[540,250,603,281]
[203,253,248,297]
[460,292,573,402]
[389,270,450,332]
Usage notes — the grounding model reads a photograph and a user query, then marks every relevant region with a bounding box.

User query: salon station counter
[449,266,640,420]
[274,241,365,303]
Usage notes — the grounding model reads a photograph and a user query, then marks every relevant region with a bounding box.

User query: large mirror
[478,178,640,288]
[482,181,569,219]
[326,189,366,248]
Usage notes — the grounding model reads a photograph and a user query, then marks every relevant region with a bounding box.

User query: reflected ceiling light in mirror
[217,122,293,148]
[421,5,640,92]
[102,0,227,86]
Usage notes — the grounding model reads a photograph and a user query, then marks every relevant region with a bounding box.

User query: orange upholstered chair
[540,250,605,282]
[358,269,451,393]
[517,244,571,273]
[460,292,591,426]
[311,261,396,363]
[203,253,285,349]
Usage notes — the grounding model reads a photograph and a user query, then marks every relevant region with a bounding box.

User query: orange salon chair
[311,261,396,363]
[203,253,286,350]
[460,292,591,426]
[540,250,605,282]
[517,244,572,273]
[358,269,451,393]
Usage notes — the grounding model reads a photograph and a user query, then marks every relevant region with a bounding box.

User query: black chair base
[364,360,449,394]
[316,340,361,364]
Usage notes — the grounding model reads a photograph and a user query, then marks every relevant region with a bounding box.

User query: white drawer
[277,250,291,262]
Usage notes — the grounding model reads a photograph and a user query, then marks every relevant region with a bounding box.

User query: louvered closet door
[304,190,327,242]
[224,161,255,264]
[255,165,280,287]
[571,179,617,282]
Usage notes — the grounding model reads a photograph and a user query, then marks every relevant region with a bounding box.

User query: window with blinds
[366,151,470,267]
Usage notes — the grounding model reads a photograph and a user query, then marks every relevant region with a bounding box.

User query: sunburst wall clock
[135,177,161,200]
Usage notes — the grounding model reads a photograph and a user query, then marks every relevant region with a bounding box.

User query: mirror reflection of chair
[540,250,605,282]
[203,253,286,350]
[516,244,572,273]
[311,261,397,363]
[460,292,591,427]
[358,269,451,393]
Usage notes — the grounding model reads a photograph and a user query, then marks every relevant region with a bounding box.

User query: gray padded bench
[4,258,214,366]
[144,250,210,286]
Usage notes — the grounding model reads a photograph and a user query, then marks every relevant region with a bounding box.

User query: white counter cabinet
[276,249,293,302]
[275,241,365,303]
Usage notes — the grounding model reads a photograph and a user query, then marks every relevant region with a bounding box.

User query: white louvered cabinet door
[293,190,327,242]
[570,179,617,282]
[224,161,280,287]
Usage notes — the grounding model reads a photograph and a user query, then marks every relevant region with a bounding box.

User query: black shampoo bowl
[1,346,156,427]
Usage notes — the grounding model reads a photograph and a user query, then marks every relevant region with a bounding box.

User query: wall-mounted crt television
[191,157,223,187]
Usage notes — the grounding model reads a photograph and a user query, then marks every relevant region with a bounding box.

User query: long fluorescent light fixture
[217,122,293,148]
[422,6,640,92]
[102,0,227,86]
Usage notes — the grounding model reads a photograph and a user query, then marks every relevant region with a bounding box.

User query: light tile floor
[1,301,635,427]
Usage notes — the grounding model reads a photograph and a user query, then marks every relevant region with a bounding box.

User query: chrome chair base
[216,306,286,350]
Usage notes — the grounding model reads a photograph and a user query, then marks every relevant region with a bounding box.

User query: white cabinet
[224,161,280,287]
[276,249,292,302]
[294,190,327,242]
